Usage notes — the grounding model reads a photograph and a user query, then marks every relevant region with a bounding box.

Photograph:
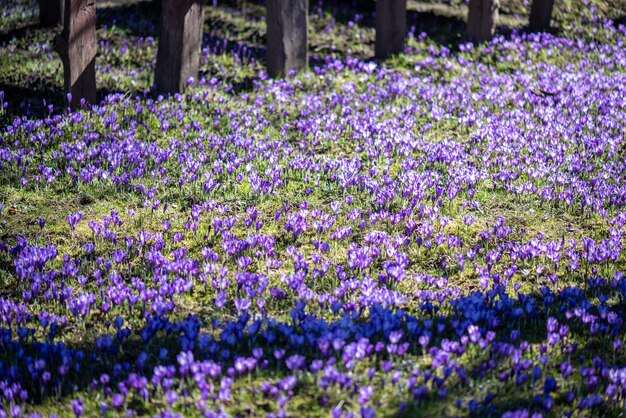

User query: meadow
[1,0,626,416]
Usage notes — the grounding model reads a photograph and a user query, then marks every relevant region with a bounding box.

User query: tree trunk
[375,0,406,58]
[53,0,97,108]
[39,0,64,27]
[528,0,554,32]
[154,0,205,94]
[266,0,308,78]
[467,0,499,42]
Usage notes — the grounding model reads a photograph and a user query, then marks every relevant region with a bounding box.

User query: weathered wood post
[53,0,97,108]
[39,0,64,27]
[528,0,554,32]
[266,0,308,78]
[375,0,406,58]
[154,0,205,94]
[467,0,499,42]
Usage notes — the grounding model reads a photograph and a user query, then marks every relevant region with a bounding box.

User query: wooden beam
[528,0,555,32]
[154,0,205,94]
[375,0,407,58]
[467,0,499,42]
[54,0,97,108]
[266,0,308,78]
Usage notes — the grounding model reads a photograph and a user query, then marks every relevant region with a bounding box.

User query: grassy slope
[1,0,626,417]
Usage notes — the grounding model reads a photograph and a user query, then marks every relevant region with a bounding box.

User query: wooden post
[53,0,97,108]
[266,0,308,78]
[39,0,64,27]
[154,0,205,94]
[528,0,554,32]
[375,0,406,58]
[467,0,499,42]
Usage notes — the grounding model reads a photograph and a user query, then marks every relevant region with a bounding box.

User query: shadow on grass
[0,276,618,416]
[0,81,64,126]
[96,0,161,37]
[0,22,40,46]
